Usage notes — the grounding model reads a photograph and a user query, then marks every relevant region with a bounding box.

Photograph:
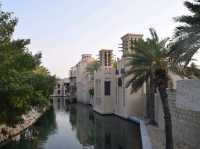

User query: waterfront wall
[93,67,116,114]
[0,107,48,145]
[155,80,200,149]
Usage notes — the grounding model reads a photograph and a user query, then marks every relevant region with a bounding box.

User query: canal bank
[0,106,50,145]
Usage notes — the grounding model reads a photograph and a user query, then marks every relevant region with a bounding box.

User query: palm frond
[170,0,200,65]
[149,28,159,42]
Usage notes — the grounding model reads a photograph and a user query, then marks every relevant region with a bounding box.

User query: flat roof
[121,33,143,39]
[99,49,113,51]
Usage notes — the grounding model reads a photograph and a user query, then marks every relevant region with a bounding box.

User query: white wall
[93,67,116,114]
[76,57,94,104]
[176,80,200,111]
[115,58,146,118]
[155,81,200,149]
[52,78,69,97]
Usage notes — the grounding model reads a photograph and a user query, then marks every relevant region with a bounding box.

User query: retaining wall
[155,80,200,149]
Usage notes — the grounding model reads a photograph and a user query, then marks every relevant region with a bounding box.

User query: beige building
[115,58,146,118]
[52,78,70,97]
[121,33,143,56]
[113,34,146,118]
[93,49,116,114]
[69,33,184,121]
[93,35,147,118]
[76,54,94,104]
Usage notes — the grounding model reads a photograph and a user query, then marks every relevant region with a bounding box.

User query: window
[57,90,60,94]
[108,52,111,66]
[116,69,119,75]
[105,133,111,146]
[104,81,111,96]
[105,52,107,66]
[121,68,125,74]
[118,78,122,87]
[65,83,70,87]
[57,84,60,88]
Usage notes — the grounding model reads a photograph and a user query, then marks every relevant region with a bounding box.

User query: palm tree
[169,0,200,66]
[126,28,177,149]
[86,60,101,75]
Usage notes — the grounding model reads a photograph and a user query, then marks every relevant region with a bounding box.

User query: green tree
[169,0,200,66]
[88,88,94,97]
[86,60,101,74]
[26,66,56,107]
[126,28,180,149]
[0,7,56,125]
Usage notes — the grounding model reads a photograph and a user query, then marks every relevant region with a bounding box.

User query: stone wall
[155,80,200,149]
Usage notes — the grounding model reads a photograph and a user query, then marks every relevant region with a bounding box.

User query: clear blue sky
[2,0,200,77]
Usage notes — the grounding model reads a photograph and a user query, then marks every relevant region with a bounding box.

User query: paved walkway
[147,125,190,149]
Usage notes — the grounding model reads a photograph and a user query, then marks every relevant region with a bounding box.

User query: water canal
[0,98,141,149]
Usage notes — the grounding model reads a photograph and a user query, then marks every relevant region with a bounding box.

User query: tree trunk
[146,79,151,118]
[158,85,174,149]
[146,75,156,124]
[149,75,155,124]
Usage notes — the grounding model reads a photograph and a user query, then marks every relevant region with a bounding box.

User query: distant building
[69,66,78,101]
[52,78,70,97]
[76,54,94,104]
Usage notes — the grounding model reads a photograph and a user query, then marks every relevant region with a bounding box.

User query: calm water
[0,98,141,149]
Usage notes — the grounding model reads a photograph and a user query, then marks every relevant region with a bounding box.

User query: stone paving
[147,125,191,149]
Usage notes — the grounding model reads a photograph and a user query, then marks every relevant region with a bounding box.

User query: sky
[2,0,200,78]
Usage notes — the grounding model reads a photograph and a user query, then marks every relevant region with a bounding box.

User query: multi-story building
[68,33,185,122]
[92,34,147,118]
[93,49,116,114]
[76,54,94,104]
[118,33,182,119]
[52,78,70,97]
[114,33,146,118]
[69,65,78,101]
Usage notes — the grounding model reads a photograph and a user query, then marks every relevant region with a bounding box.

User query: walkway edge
[129,116,152,149]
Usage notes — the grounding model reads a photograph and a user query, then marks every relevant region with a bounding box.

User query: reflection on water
[0,97,141,149]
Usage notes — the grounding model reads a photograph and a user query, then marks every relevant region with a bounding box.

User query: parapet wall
[155,80,200,149]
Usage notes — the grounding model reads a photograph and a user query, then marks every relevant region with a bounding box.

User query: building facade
[52,78,70,97]
[69,65,78,101]
[93,49,116,114]
[92,34,147,118]
[114,34,146,118]
[121,33,143,56]
[76,54,94,104]
[69,33,185,120]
